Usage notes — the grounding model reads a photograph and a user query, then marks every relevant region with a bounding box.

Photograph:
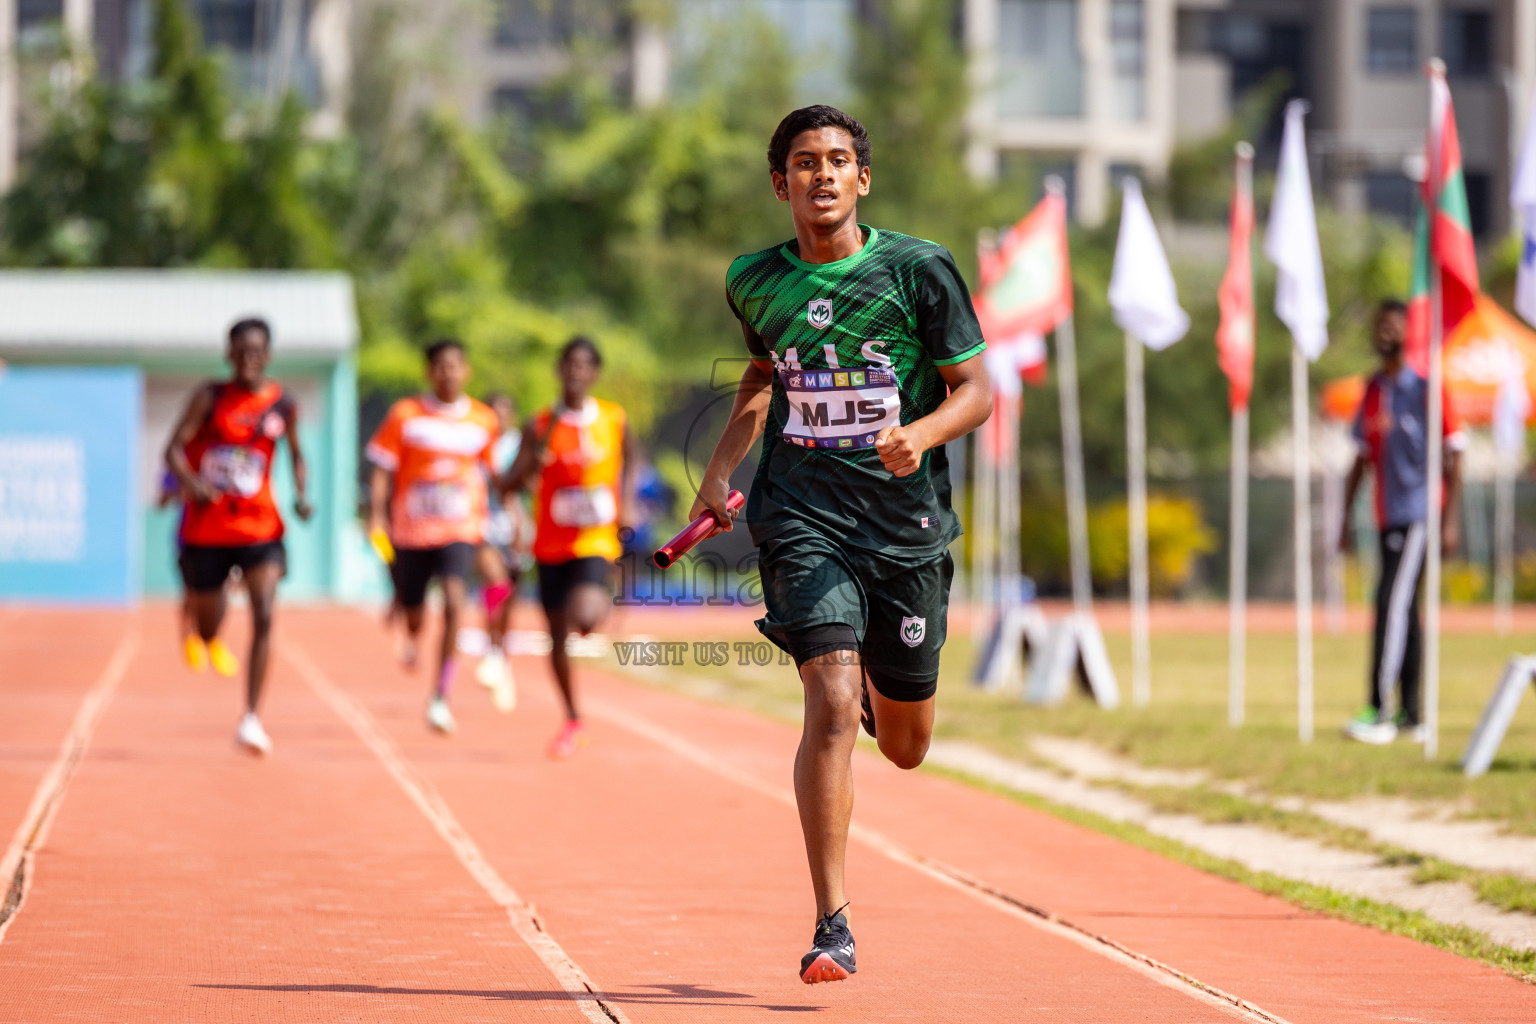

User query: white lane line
[284,643,630,1024]
[0,627,140,944]
[587,697,1294,1024]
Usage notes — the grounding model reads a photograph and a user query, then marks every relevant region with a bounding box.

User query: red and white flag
[1216,157,1255,411]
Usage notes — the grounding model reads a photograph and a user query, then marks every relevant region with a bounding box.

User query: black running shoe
[859,675,876,739]
[799,907,857,984]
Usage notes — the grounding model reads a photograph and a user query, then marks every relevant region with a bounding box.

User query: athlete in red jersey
[166,318,312,755]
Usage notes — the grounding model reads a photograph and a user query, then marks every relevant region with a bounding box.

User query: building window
[1110,0,1146,121]
[1463,170,1490,239]
[1365,170,1416,227]
[997,0,1083,119]
[193,0,262,52]
[494,0,618,49]
[1366,7,1417,74]
[1442,9,1491,79]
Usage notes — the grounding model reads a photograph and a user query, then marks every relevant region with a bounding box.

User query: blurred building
[2,0,1534,231]
[0,0,352,190]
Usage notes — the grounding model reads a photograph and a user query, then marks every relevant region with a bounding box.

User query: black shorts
[756,536,953,703]
[392,542,476,609]
[179,540,287,592]
[536,556,611,612]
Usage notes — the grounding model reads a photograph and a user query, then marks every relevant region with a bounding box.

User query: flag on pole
[1510,88,1536,326]
[1108,179,1188,350]
[1407,74,1479,372]
[1265,100,1329,362]
[1217,151,1256,410]
[976,192,1073,338]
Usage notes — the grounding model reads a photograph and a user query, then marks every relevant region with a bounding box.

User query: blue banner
[0,367,142,603]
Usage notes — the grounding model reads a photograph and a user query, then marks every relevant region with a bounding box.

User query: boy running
[367,340,504,734]
[501,337,635,759]
[689,106,991,983]
[165,318,312,755]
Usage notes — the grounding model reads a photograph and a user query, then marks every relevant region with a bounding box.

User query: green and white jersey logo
[807,298,833,330]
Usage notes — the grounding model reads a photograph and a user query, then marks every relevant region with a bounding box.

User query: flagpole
[1425,58,1447,761]
[1229,142,1253,729]
[1126,331,1151,707]
[1292,344,1314,743]
[1049,179,1092,618]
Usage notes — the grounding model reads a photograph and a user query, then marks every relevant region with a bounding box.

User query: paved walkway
[3,606,1533,1022]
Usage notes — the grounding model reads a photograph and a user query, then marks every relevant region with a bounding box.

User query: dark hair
[229,317,271,348]
[1377,298,1408,317]
[560,335,602,368]
[767,105,871,177]
[424,338,466,364]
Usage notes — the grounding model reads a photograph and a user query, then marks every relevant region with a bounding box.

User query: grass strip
[922,762,1536,984]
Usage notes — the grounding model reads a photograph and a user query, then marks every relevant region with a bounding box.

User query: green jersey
[726,226,986,569]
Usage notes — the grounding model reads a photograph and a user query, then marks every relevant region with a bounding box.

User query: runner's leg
[566,581,608,637]
[865,687,934,770]
[188,586,227,643]
[242,560,282,714]
[437,573,467,700]
[545,606,577,720]
[795,652,861,919]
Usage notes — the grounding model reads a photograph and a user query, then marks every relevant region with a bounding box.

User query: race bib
[550,484,617,528]
[780,367,900,450]
[404,481,471,521]
[200,445,267,498]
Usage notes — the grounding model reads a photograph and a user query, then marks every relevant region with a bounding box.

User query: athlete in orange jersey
[501,337,634,758]
[165,318,312,755]
[367,339,506,735]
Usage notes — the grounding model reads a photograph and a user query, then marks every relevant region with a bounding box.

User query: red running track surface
[1,606,1532,1023]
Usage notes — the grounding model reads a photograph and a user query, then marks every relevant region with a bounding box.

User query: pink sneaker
[548,720,588,760]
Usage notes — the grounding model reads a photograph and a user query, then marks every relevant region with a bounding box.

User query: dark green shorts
[755,533,953,700]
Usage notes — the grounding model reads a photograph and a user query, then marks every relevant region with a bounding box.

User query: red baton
[653,490,745,569]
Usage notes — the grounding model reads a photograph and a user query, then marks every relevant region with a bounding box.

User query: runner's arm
[874,355,992,478]
[367,463,392,539]
[619,421,640,532]
[1339,454,1367,553]
[165,385,219,504]
[498,420,546,496]
[284,401,313,521]
[688,344,775,532]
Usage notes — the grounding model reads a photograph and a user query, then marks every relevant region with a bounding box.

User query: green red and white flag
[1406,73,1480,372]
[975,191,1072,387]
[1216,158,1255,411]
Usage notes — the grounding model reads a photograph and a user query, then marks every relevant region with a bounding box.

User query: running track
[2,606,1533,1023]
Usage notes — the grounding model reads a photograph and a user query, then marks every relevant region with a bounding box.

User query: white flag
[1511,89,1536,326]
[1493,373,1531,460]
[1265,100,1329,361]
[1108,179,1188,351]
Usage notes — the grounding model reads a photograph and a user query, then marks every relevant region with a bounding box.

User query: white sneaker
[426,697,456,734]
[476,648,506,689]
[1400,722,1428,744]
[235,712,273,755]
[1344,718,1397,745]
[491,660,517,714]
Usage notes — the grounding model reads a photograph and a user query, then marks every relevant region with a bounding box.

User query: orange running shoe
[208,638,240,678]
[183,635,209,673]
[547,720,588,759]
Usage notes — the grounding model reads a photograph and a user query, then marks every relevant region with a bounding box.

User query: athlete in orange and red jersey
[367,339,506,735]
[502,336,635,758]
[165,318,312,756]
